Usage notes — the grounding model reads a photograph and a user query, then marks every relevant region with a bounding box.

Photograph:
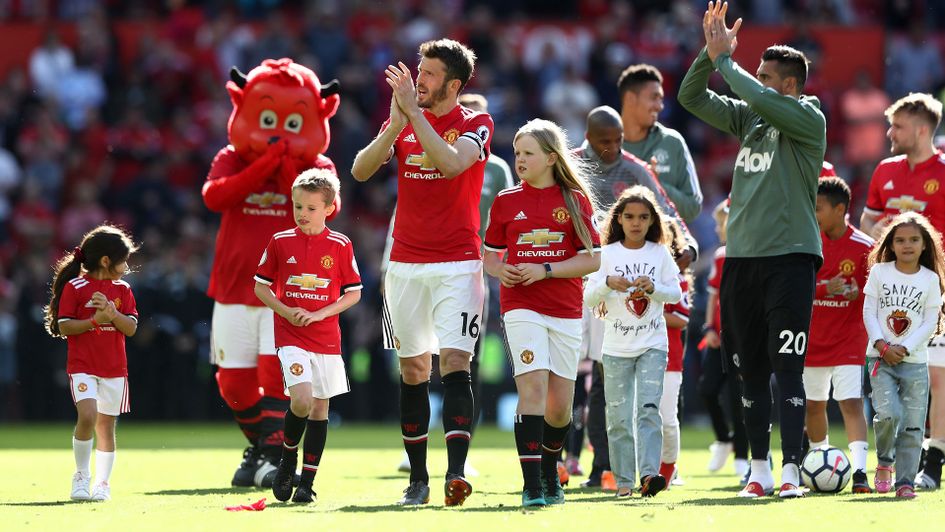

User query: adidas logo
[514,211,527,220]
[884,181,894,190]
[404,133,416,143]
[287,256,297,264]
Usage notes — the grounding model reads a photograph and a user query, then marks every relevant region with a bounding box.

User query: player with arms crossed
[805,177,874,493]
[679,1,826,498]
[352,39,493,506]
[861,93,945,489]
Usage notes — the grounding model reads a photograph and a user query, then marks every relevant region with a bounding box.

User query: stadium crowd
[2,0,945,424]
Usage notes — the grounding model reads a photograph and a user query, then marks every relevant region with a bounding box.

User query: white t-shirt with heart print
[584,241,681,358]
[863,261,943,364]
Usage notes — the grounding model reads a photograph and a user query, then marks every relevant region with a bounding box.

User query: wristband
[543,262,552,279]
[89,318,102,335]
[701,323,714,334]
[880,342,889,358]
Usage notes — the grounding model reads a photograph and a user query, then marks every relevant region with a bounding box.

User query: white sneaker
[707,441,733,472]
[670,469,684,486]
[397,451,411,473]
[71,471,91,500]
[90,481,110,501]
[733,458,750,478]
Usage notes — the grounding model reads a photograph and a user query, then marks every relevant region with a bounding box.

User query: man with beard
[679,1,826,498]
[352,39,493,507]
[861,93,945,490]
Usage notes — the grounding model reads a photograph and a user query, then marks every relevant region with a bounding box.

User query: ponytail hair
[514,119,598,254]
[45,224,139,338]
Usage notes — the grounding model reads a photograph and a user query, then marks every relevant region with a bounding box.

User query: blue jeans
[869,360,929,487]
[602,350,667,489]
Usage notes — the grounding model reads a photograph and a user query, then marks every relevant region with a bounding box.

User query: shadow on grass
[334,503,530,513]
[1,500,88,507]
[676,496,778,506]
[144,487,258,496]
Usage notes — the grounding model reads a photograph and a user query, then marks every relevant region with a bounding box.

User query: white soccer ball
[800,447,851,493]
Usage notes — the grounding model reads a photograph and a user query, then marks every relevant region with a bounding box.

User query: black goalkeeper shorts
[719,253,819,380]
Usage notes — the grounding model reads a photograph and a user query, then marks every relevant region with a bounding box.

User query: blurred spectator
[58,181,107,246]
[886,22,945,100]
[0,147,22,230]
[56,56,107,130]
[840,70,891,166]
[28,29,75,100]
[542,64,598,146]
[302,0,350,80]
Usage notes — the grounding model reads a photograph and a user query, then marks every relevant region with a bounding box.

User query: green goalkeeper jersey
[679,48,826,260]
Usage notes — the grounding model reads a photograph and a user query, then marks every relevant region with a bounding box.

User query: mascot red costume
[202,58,340,487]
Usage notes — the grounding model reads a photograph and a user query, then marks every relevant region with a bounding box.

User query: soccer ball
[800,447,851,493]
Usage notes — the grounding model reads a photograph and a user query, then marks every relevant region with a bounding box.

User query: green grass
[1,423,943,531]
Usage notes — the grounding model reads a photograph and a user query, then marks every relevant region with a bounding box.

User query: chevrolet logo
[246,192,287,208]
[517,229,565,247]
[405,152,437,171]
[286,274,330,290]
[886,195,927,213]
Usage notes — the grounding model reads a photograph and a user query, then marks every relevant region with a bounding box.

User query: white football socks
[95,450,115,485]
[848,441,868,473]
[73,437,93,475]
[781,463,801,487]
[748,459,774,489]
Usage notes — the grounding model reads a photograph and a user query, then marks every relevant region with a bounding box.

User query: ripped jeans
[602,350,666,489]
[869,359,930,487]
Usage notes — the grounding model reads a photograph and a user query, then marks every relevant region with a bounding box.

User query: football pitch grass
[2,423,944,531]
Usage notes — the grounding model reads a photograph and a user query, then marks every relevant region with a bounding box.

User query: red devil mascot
[202,58,340,487]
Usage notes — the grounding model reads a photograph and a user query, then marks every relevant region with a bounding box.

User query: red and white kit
[58,276,138,415]
[254,227,362,354]
[485,183,600,378]
[804,226,872,401]
[382,105,494,357]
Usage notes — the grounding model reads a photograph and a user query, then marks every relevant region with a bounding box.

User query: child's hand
[285,307,308,327]
[825,274,846,296]
[703,330,721,349]
[89,292,109,309]
[883,344,907,365]
[101,301,119,323]
[516,263,546,286]
[593,301,608,319]
[630,276,654,294]
[605,275,632,292]
[843,277,859,301]
[303,310,328,325]
[497,264,524,288]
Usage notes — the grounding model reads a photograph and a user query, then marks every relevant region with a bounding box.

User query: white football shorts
[277,346,350,399]
[803,364,864,402]
[69,373,129,416]
[502,308,582,379]
[210,302,276,368]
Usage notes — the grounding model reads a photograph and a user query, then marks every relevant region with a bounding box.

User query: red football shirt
[665,276,690,372]
[386,105,494,263]
[865,151,945,235]
[203,147,337,305]
[484,182,600,319]
[58,276,139,378]
[706,246,725,333]
[254,227,362,354]
[807,225,873,367]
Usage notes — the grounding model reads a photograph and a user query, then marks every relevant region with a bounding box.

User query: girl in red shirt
[45,225,139,502]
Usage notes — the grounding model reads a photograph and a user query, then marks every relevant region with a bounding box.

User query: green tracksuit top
[622,122,703,223]
[679,48,826,260]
